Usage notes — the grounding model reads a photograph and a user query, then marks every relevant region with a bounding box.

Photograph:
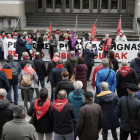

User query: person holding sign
[99,34,116,58]
[115,30,127,42]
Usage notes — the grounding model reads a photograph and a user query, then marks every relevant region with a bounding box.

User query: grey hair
[70,51,75,56]
[25,63,32,67]
[14,105,27,119]
[121,59,128,66]
[102,58,109,67]
[57,90,67,100]
[0,88,7,98]
[86,43,92,50]
[127,89,136,98]
[57,59,63,64]
[22,52,29,57]
[100,82,109,91]
[54,52,59,57]
[73,81,83,90]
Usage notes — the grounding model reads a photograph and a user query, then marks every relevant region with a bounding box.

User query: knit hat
[127,84,140,92]
[84,91,93,100]
[7,55,13,59]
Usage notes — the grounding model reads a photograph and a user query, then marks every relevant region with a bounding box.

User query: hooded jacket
[68,90,84,121]
[0,99,15,137]
[65,56,77,78]
[97,91,120,130]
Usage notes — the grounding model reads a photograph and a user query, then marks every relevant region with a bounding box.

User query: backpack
[6,62,19,84]
[21,71,32,87]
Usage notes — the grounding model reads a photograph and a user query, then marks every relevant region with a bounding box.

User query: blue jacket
[25,41,33,50]
[96,67,116,93]
[84,48,98,66]
[97,91,119,130]
[50,67,67,88]
[68,90,84,121]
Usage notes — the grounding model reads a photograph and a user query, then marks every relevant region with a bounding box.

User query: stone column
[126,0,135,15]
[135,0,140,18]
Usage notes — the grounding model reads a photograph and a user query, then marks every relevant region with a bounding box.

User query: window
[111,0,118,9]
[74,0,80,9]
[93,0,97,9]
[101,0,108,9]
[83,0,89,9]
[122,0,126,9]
[55,0,62,8]
[38,0,42,8]
[46,0,52,8]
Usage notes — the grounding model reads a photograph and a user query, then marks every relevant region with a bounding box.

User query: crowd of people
[0,28,140,140]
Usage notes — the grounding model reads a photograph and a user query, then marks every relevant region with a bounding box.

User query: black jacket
[50,102,75,134]
[33,58,47,80]
[55,79,74,99]
[16,38,26,54]
[20,59,35,69]
[27,100,53,133]
[0,71,10,92]
[37,36,44,49]
[109,57,119,72]
[116,94,140,131]
[0,99,15,137]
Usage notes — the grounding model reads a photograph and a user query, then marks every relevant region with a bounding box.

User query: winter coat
[65,56,77,78]
[84,48,97,66]
[109,56,119,72]
[18,70,38,89]
[37,36,44,49]
[116,94,140,132]
[0,71,10,92]
[0,99,15,138]
[96,67,116,94]
[75,101,103,140]
[97,91,120,130]
[74,64,88,92]
[27,100,53,133]
[50,102,75,135]
[48,38,58,53]
[68,90,84,121]
[116,68,138,98]
[55,79,74,99]
[16,38,26,54]
[2,118,38,140]
[33,58,47,80]
[130,58,140,82]
[20,59,35,69]
[49,67,67,88]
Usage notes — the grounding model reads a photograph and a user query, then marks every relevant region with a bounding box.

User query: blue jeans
[54,131,74,140]
[35,79,45,98]
[7,83,18,104]
[103,51,109,58]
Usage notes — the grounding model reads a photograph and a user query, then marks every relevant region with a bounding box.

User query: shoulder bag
[104,69,111,81]
[29,107,36,125]
[70,67,76,83]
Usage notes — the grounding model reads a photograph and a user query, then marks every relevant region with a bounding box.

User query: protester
[43,29,51,41]
[55,71,73,99]
[25,35,33,60]
[67,29,72,38]
[115,30,127,42]
[18,63,38,109]
[2,105,38,140]
[84,43,98,81]
[91,35,98,41]
[99,34,116,58]
[116,84,140,140]
[28,88,53,140]
[33,52,47,98]
[55,29,61,41]
[7,34,12,39]
[96,58,116,96]
[106,57,114,69]
[50,90,75,140]
[109,51,119,72]
[50,59,67,101]
[74,57,88,91]
[16,35,27,61]
[23,31,28,39]
[3,55,22,104]
[0,88,15,139]
[20,52,35,69]
[116,59,138,98]
[48,34,58,59]
[97,82,119,140]
[75,91,102,140]
[36,33,44,59]
[65,51,77,78]
[31,30,37,41]
[11,30,18,39]
[68,81,84,140]
[130,51,140,82]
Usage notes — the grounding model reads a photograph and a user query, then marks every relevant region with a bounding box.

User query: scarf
[12,32,18,36]
[56,64,64,68]
[23,66,35,75]
[24,57,29,60]
[26,38,32,45]
[119,66,130,77]
[64,37,68,40]
[8,37,13,39]
[52,56,60,63]
[35,99,50,120]
[0,35,5,38]
[52,99,68,112]
[119,34,124,37]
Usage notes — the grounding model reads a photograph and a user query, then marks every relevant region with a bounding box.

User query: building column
[126,0,135,15]
[135,0,140,18]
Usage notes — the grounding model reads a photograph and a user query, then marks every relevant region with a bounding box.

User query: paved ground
[1,61,131,140]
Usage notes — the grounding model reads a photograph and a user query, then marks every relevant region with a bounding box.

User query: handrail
[13,14,21,31]
[75,15,78,32]
[135,17,140,40]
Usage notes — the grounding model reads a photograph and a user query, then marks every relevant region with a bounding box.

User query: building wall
[127,0,135,15]
[25,0,37,13]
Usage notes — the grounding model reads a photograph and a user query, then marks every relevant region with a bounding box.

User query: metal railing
[13,14,21,31]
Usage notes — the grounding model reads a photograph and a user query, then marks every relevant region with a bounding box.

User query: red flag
[48,23,52,34]
[117,16,122,35]
[91,21,97,37]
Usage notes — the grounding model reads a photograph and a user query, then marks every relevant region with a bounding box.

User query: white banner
[4,39,140,62]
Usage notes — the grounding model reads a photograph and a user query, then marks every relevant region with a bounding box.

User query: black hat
[84,91,93,100]
[84,33,89,37]
[127,84,140,92]
[7,55,13,59]
[1,31,5,34]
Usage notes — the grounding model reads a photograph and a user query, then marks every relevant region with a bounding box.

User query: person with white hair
[116,59,138,98]
[68,81,85,140]
[43,29,51,41]
[84,43,98,81]
[115,30,127,42]
[97,82,119,140]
